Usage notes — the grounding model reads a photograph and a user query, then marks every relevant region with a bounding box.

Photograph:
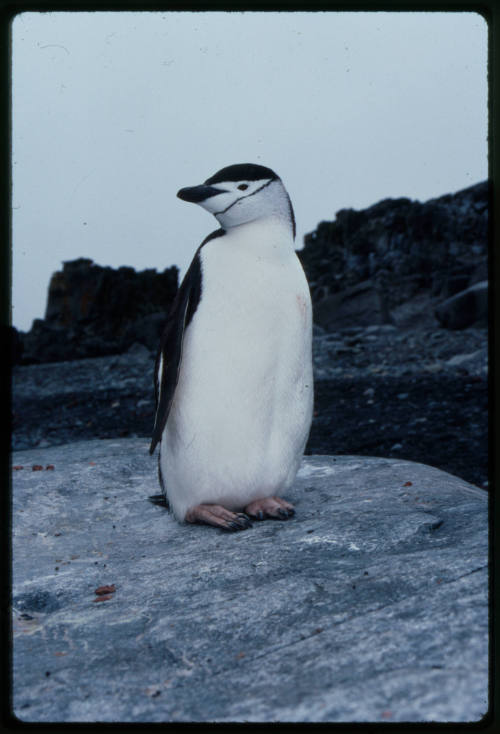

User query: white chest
[196,221,311,345]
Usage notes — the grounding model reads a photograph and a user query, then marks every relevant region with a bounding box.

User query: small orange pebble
[46,465,55,470]
[89,462,96,466]
[32,465,43,471]
[92,594,113,603]
[13,465,24,471]
[403,481,413,486]
[381,711,392,719]
[95,584,116,596]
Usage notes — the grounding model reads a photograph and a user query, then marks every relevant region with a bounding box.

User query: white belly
[160,229,313,521]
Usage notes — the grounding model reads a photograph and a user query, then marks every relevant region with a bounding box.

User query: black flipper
[155,452,170,508]
[149,228,225,455]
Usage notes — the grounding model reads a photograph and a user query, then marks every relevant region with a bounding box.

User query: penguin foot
[244,497,295,521]
[185,504,253,532]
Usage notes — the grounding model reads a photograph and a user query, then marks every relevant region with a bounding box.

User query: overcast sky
[11,10,487,332]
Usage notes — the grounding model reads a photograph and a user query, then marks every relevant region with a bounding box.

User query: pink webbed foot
[185,504,253,532]
[244,496,295,521]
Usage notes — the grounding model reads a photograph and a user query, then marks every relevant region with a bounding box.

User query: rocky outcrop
[312,280,392,330]
[12,439,488,722]
[298,181,488,330]
[13,181,488,364]
[435,280,488,330]
[17,259,178,364]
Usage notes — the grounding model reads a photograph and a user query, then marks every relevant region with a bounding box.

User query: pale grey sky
[11,10,488,331]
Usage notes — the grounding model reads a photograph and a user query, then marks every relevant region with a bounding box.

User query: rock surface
[12,439,488,723]
[312,279,390,330]
[435,280,488,330]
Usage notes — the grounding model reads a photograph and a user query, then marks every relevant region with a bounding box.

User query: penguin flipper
[149,229,225,456]
[149,262,195,455]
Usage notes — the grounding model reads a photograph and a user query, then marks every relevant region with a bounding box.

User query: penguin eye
[237,183,249,191]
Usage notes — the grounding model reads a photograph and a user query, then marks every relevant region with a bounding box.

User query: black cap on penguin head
[205,163,280,185]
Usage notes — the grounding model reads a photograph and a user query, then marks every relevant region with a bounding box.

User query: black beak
[177,185,225,203]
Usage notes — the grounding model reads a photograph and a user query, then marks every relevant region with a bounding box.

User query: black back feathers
[205,163,279,185]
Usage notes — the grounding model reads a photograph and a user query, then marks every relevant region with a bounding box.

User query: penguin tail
[148,494,169,509]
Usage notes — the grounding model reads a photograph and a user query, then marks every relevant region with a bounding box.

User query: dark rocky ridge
[298,180,488,331]
[13,180,488,364]
[16,259,178,364]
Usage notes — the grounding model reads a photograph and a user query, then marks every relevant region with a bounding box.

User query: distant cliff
[297,180,488,330]
[15,259,178,364]
[13,180,488,365]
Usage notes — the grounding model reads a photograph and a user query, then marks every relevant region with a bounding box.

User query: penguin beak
[177,185,226,203]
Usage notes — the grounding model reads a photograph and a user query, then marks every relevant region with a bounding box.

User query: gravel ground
[11,325,488,489]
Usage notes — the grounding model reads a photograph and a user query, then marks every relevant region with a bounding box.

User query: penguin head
[177,163,295,237]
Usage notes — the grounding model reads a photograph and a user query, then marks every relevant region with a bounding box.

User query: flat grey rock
[11,439,488,723]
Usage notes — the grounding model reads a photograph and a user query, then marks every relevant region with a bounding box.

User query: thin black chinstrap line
[213,178,275,216]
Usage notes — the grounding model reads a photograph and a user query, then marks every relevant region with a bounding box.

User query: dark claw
[278,508,290,518]
[236,514,253,528]
[255,510,265,521]
[228,520,248,532]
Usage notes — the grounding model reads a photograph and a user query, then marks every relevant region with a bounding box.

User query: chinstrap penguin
[150,163,313,531]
